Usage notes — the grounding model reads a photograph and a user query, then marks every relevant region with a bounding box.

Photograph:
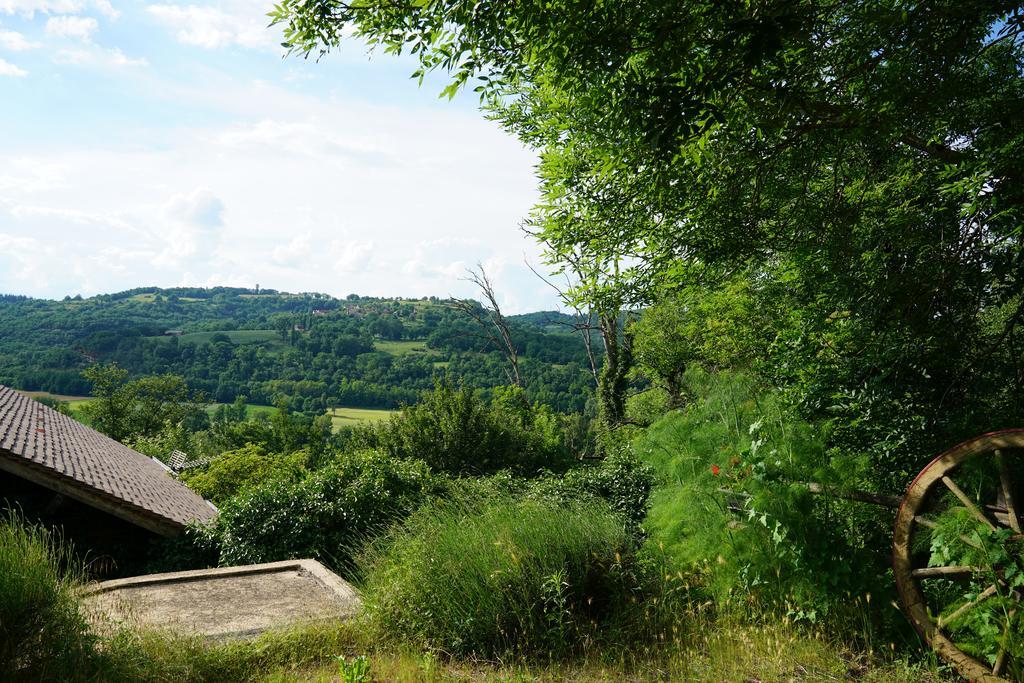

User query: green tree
[271,0,1024,483]
[181,445,308,505]
[81,364,207,443]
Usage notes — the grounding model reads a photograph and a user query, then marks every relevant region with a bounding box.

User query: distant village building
[0,385,216,572]
[164,329,184,336]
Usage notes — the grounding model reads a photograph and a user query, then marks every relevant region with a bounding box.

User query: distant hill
[0,287,597,414]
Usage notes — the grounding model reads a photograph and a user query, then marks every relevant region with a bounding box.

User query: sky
[0,0,559,312]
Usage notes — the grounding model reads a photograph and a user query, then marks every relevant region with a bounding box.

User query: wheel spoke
[911,565,984,579]
[996,449,1021,533]
[941,475,997,532]
[937,584,999,629]
[914,515,983,550]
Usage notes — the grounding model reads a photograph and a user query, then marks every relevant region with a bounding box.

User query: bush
[210,450,438,575]
[0,512,94,681]
[180,445,309,505]
[360,495,638,658]
[357,380,574,476]
[633,368,898,632]
[527,449,654,537]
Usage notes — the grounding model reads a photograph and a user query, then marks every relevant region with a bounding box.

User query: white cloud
[0,0,117,19]
[165,188,224,229]
[0,158,69,192]
[53,44,146,67]
[147,2,277,50]
[0,233,55,284]
[0,79,556,310]
[46,14,97,39]
[0,27,41,50]
[0,56,26,75]
[272,232,312,266]
[330,239,374,274]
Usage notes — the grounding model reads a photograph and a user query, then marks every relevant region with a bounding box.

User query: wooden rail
[718,482,902,509]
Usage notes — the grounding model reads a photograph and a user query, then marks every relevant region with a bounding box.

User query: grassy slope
[374,340,431,355]
[326,406,397,429]
[99,620,953,683]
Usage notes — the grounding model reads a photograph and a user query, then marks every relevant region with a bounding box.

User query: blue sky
[0,0,556,312]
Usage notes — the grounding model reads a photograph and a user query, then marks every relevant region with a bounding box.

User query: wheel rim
[894,429,1024,682]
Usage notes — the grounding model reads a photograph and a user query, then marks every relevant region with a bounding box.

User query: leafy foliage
[203,450,438,575]
[354,380,578,476]
[633,369,895,629]
[270,1,1024,599]
[80,363,207,443]
[179,445,309,505]
[527,448,654,538]
[0,288,598,414]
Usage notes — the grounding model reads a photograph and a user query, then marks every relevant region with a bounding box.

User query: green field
[325,406,396,430]
[374,339,431,355]
[18,392,95,418]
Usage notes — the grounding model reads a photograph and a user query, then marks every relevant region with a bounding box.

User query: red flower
[711,464,721,476]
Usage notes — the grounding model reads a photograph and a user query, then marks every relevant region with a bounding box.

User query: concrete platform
[86,559,360,639]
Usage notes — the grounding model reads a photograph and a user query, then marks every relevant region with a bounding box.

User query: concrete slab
[86,559,360,639]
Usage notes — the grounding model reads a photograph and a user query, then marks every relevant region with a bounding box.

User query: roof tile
[0,385,216,532]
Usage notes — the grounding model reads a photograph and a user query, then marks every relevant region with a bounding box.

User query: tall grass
[359,494,643,658]
[92,621,359,683]
[0,510,94,681]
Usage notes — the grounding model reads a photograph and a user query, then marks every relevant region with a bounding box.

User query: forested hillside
[0,287,596,413]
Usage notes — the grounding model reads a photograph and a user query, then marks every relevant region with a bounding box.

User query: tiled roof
[0,385,216,534]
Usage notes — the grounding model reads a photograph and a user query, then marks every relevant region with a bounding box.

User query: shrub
[0,512,94,681]
[357,380,573,476]
[211,450,437,575]
[360,495,638,658]
[633,368,898,633]
[180,445,309,505]
[528,448,654,537]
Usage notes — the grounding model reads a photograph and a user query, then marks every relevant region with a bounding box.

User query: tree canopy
[273,0,1024,485]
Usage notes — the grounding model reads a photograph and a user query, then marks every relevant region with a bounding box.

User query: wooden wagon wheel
[894,430,1024,682]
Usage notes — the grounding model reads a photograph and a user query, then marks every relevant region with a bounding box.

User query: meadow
[326,406,397,429]
[373,340,432,356]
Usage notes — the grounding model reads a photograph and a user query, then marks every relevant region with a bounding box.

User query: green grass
[374,340,431,355]
[20,391,95,420]
[360,495,635,658]
[271,623,953,682]
[0,512,94,680]
[0,511,954,682]
[20,391,93,406]
[89,617,957,683]
[326,406,397,430]
[127,293,157,303]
